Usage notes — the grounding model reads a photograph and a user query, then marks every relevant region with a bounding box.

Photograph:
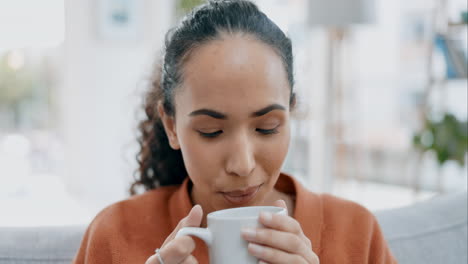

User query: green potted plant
[413,113,468,167]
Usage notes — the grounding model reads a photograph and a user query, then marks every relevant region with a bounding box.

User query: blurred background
[0,0,466,227]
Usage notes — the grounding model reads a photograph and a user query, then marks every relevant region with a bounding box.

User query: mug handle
[175,227,213,246]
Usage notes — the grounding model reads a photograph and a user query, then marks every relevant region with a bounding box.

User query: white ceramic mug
[175,206,286,264]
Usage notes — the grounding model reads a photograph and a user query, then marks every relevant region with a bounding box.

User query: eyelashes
[198,126,280,138]
[255,128,280,135]
[198,130,223,138]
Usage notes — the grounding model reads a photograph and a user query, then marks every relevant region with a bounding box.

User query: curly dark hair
[130,0,295,195]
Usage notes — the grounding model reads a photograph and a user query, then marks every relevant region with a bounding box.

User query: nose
[225,133,256,177]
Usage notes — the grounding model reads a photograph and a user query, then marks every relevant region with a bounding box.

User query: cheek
[177,130,220,184]
[257,129,290,174]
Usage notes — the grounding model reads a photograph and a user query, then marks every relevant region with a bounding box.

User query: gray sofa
[1,192,466,264]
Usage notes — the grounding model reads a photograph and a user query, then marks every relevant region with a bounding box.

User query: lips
[221,184,262,205]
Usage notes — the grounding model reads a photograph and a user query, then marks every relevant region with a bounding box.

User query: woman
[73,1,396,263]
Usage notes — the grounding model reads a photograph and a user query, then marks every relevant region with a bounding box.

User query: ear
[157,101,180,150]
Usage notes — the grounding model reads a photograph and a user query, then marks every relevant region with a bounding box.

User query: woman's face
[161,34,291,212]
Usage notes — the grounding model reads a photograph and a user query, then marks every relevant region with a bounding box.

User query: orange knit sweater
[73,173,397,263]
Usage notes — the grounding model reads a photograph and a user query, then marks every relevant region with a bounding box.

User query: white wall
[60,0,173,213]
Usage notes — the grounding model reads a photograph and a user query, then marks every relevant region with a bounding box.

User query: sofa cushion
[375,192,468,264]
[0,225,84,264]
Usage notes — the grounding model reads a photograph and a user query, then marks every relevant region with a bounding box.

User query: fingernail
[190,204,200,212]
[241,228,256,239]
[259,261,268,264]
[260,212,272,223]
[248,243,264,255]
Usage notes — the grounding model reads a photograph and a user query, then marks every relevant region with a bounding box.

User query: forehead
[175,34,290,114]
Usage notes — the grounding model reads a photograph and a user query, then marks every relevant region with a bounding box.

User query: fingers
[180,254,198,264]
[163,205,203,246]
[145,252,198,264]
[144,254,160,264]
[151,205,202,264]
[242,228,316,263]
[259,210,302,235]
[273,199,288,212]
[178,204,203,229]
[247,243,308,264]
[159,236,196,264]
[259,210,312,249]
[247,205,318,263]
[242,227,306,255]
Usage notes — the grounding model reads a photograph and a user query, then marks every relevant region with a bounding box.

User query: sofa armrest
[375,192,468,264]
[0,225,85,264]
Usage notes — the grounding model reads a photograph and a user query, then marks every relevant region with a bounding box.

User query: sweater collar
[272,173,323,253]
[168,177,194,230]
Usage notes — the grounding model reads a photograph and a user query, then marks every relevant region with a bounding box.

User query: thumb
[182,204,203,228]
[273,199,288,214]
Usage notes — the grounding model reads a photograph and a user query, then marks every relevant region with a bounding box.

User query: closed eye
[198,127,279,138]
[256,127,279,135]
[198,130,223,138]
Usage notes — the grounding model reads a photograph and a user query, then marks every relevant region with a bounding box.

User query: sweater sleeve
[72,205,122,264]
[72,223,96,264]
[319,194,397,264]
[366,213,397,263]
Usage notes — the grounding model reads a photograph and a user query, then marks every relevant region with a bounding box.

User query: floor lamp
[307,0,376,191]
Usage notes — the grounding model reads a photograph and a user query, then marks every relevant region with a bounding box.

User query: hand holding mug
[241,200,320,264]
[175,205,287,264]
[145,205,203,264]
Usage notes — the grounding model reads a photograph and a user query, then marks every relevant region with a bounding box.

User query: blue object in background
[434,34,458,79]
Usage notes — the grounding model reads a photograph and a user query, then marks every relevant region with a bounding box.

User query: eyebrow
[189,104,286,119]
